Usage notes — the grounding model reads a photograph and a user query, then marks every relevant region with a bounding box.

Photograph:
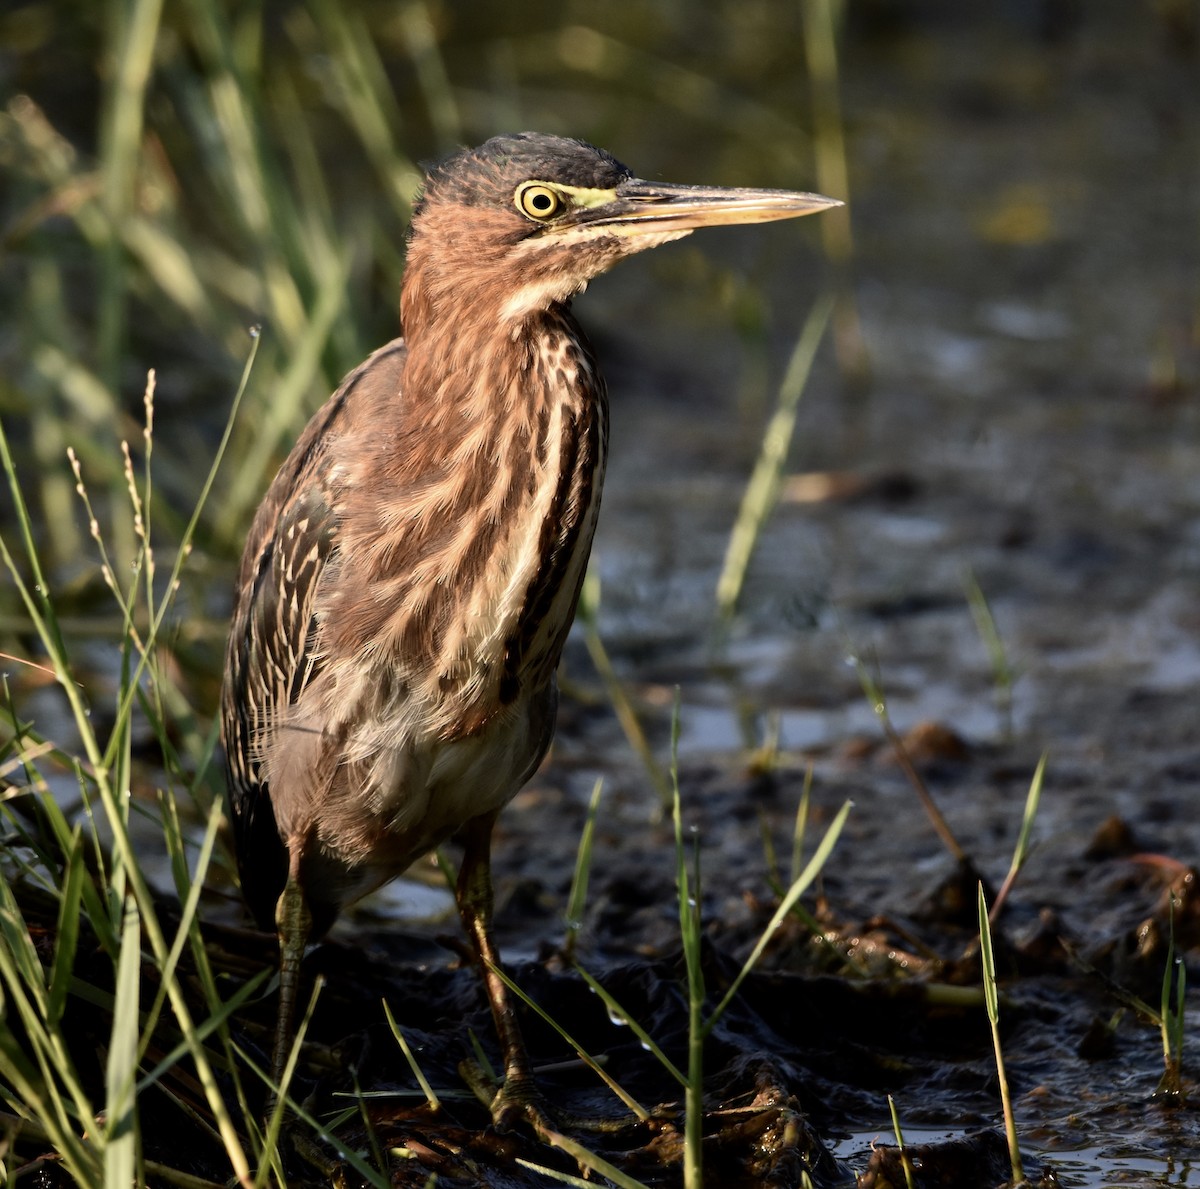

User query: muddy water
[433,6,1200,1186]
[261,9,1200,1186]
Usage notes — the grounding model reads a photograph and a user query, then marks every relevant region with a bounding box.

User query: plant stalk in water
[887,1094,916,1189]
[978,883,1025,1186]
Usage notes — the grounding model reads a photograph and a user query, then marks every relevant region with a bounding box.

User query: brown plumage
[220,132,838,1114]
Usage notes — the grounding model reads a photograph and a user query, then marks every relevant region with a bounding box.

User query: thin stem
[978,884,1025,1186]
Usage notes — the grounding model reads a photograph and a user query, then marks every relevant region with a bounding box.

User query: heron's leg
[455,812,549,1129]
[271,838,313,1097]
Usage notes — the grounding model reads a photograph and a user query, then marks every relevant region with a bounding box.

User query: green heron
[221,132,838,1122]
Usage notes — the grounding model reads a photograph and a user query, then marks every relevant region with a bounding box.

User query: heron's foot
[456,1058,559,1139]
[493,1074,556,1136]
[460,1057,647,1144]
[287,1129,344,1178]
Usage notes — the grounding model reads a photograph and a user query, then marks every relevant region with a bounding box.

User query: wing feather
[220,339,406,926]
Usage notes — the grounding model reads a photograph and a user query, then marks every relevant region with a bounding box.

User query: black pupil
[531,191,553,211]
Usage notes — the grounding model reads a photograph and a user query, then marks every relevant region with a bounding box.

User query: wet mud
[11,715,1196,1187]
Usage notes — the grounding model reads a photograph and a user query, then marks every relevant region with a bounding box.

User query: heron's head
[402,132,840,328]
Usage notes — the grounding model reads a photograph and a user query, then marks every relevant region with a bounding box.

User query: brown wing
[220,339,406,928]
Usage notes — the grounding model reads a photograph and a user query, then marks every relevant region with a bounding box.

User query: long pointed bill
[573,178,842,235]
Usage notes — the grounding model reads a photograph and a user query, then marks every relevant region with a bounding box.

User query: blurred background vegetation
[0,0,1196,758]
[1,0,854,682]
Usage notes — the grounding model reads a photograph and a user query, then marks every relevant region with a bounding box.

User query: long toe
[485,1070,546,1133]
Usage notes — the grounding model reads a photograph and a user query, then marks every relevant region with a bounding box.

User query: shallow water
[485,6,1200,1182]
[834,1128,1200,1188]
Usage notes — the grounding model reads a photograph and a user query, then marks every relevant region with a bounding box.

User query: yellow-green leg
[456,812,558,1136]
[271,840,313,1099]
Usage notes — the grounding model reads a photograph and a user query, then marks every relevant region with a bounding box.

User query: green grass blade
[0,872,50,1015]
[1172,957,1186,1076]
[667,692,705,1189]
[517,1140,651,1189]
[307,0,420,212]
[887,1094,916,1189]
[0,879,98,1178]
[563,778,604,960]
[978,883,1024,1183]
[213,268,348,541]
[578,574,672,811]
[963,566,1017,740]
[801,0,868,380]
[1156,892,1186,1097]
[237,1031,393,1189]
[47,829,86,1025]
[846,643,966,863]
[990,752,1047,922]
[0,417,71,679]
[382,1000,441,1112]
[572,966,687,1089]
[103,896,142,1188]
[397,3,461,150]
[978,883,999,1025]
[715,292,834,625]
[97,0,165,393]
[790,764,813,885]
[705,798,851,1032]
[486,964,650,1121]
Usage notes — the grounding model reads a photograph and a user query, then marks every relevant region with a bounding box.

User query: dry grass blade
[847,645,967,864]
[578,574,672,811]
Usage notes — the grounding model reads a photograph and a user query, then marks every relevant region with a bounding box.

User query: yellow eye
[516,183,563,220]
